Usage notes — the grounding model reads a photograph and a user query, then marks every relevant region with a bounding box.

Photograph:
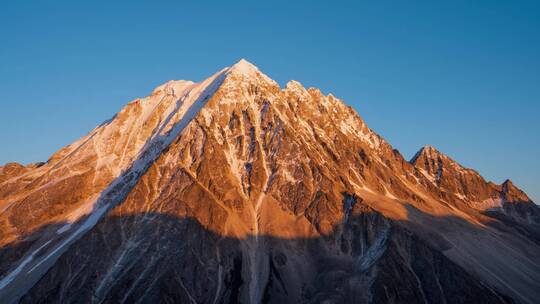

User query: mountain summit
[1,60,539,304]
[229,59,262,76]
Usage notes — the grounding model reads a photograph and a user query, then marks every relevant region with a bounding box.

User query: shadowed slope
[1,210,514,304]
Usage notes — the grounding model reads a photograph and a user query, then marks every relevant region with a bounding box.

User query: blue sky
[1,1,539,202]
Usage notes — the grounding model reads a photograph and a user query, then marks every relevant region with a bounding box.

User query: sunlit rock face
[1,60,539,304]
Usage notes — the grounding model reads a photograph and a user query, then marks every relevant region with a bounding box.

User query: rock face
[1,59,539,304]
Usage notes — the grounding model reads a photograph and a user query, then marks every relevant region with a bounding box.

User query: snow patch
[28,203,109,274]
[384,187,398,200]
[281,169,298,184]
[56,223,72,234]
[471,197,503,211]
[0,241,50,290]
[358,227,389,272]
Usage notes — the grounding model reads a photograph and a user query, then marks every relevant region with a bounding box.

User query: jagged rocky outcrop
[411,145,540,225]
[1,59,539,303]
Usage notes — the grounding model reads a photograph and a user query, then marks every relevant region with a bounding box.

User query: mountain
[1,59,539,304]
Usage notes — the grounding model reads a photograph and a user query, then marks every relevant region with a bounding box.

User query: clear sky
[1,1,539,202]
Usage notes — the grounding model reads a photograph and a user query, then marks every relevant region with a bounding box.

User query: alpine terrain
[1,59,539,304]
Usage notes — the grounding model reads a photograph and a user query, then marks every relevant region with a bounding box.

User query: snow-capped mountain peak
[1,59,539,304]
